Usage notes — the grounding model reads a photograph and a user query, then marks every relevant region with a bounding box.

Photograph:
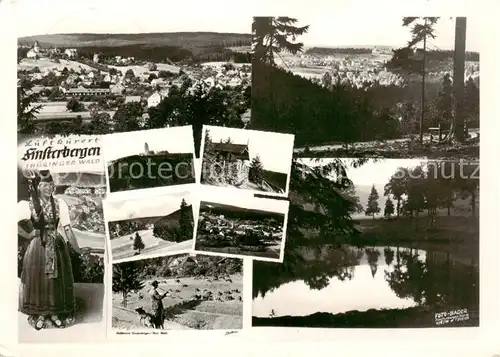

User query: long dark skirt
[19,232,75,316]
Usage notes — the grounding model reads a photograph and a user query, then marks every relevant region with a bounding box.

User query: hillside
[133,253,243,279]
[107,152,195,192]
[18,32,252,48]
[108,205,192,236]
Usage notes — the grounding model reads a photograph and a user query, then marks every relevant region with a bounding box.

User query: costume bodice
[29,196,60,227]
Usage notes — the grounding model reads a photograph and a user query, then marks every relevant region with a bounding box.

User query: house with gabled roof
[211,140,250,185]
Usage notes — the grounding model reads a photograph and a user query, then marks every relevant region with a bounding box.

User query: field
[111,274,243,330]
[108,63,181,75]
[18,58,95,72]
[19,32,252,48]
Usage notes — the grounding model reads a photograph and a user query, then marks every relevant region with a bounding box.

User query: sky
[13,0,481,52]
[101,126,195,162]
[203,126,294,174]
[200,187,289,214]
[300,158,424,186]
[103,190,191,221]
[297,16,480,52]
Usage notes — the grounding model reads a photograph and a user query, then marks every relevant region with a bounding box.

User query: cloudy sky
[300,158,424,186]
[102,126,195,162]
[203,125,294,174]
[104,190,192,222]
[14,0,481,52]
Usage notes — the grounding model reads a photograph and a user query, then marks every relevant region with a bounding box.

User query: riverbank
[252,305,479,328]
[352,215,478,244]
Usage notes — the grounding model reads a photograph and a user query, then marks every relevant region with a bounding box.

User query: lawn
[18,58,95,73]
[108,63,180,76]
[295,133,479,160]
[111,274,243,330]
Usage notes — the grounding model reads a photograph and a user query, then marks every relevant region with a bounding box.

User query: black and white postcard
[200,125,294,197]
[104,191,194,263]
[102,126,196,198]
[252,158,479,328]
[251,16,479,160]
[17,134,106,343]
[194,188,289,262]
[110,253,244,332]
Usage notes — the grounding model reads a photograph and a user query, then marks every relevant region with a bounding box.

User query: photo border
[192,189,290,263]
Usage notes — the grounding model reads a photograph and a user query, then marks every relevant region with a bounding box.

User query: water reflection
[253,246,479,319]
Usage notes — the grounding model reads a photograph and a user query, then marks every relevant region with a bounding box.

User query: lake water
[252,246,479,318]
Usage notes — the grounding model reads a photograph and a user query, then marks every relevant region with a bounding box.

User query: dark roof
[262,170,288,191]
[212,142,248,154]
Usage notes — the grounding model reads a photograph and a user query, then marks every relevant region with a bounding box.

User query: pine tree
[252,17,309,65]
[133,232,145,253]
[248,155,264,185]
[384,197,395,218]
[365,185,381,219]
[18,78,42,135]
[178,198,193,241]
[112,261,145,307]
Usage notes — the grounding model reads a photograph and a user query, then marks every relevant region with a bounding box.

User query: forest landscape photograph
[251,16,479,160]
[105,191,194,262]
[252,158,479,328]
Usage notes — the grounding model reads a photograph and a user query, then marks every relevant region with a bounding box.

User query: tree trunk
[396,198,401,218]
[453,17,467,142]
[419,20,427,144]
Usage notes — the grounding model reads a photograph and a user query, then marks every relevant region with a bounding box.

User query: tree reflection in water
[253,159,478,317]
[384,249,479,310]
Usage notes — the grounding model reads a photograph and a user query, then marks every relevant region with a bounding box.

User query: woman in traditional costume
[18,170,79,330]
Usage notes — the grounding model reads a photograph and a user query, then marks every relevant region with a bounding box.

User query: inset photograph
[17,134,106,342]
[252,158,479,328]
[104,191,194,263]
[252,16,479,160]
[200,125,294,197]
[111,253,244,331]
[194,189,289,262]
[102,126,196,197]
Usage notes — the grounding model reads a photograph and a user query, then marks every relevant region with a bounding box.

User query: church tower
[144,142,150,155]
